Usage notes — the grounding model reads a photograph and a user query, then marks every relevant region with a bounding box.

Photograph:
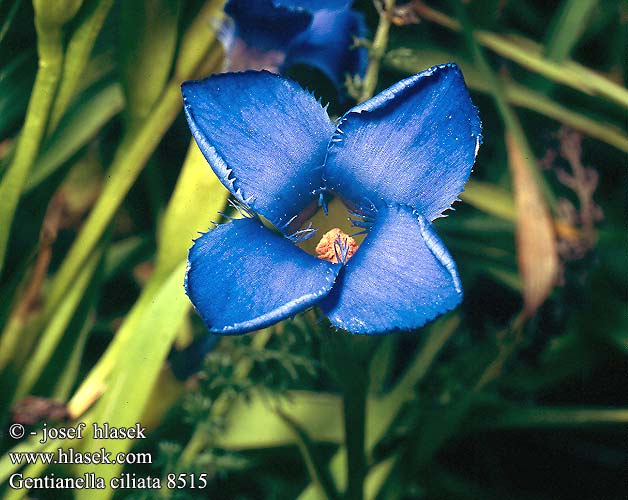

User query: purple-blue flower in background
[223,0,367,90]
[181,64,481,335]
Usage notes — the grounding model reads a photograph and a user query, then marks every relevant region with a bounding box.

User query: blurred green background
[0,0,626,499]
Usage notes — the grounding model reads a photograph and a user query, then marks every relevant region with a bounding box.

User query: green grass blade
[544,0,598,62]
[0,0,23,46]
[156,141,229,274]
[48,0,114,132]
[0,26,64,275]
[461,180,516,221]
[478,31,628,108]
[73,261,189,500]
[276,408,341,500]
[119,0,180,125]
[467,406,628,430]
[13,246,102,401]
[38,1,225,333]
[412,2,628,108]
[26,82,124,191]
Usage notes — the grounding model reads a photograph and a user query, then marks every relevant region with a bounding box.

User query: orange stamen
[315,228,358,264]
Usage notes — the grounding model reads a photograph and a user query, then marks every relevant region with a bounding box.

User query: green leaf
[14,246,103,400]
[74,261,189,500]
[544,0,599,62]
[215,391,343,450]
[409,2,628,108]
[155,140,229,275]
[119,0,180,124]
[276,407,340,500]
[461,180,516,221]
[26,82,124,191]
[48,0,115,131]
[0,51,35,139]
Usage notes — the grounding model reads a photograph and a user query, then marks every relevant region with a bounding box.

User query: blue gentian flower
[181,64,481,335]
[224,0,367,90]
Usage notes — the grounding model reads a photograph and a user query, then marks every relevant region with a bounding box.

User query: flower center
[315,228,358,264]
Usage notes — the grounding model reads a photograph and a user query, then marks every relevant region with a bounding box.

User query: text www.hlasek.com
[9,448,151,466]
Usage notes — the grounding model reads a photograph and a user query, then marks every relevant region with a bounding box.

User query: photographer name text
[35,422,146,444]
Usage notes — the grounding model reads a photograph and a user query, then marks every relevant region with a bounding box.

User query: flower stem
[48,0,114,132]
[359,0,396,103]
[0,20,64,275]
[343,368,368,500]
[322,334,378,500]
[34,0,225,337]
[454,1,557,211]
[14,247,103,401]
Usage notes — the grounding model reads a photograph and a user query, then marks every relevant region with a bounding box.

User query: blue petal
[283,8,368,89]
[225,0,312,50]
[324,63,482,221]
[185,217,340,334]
[182,71,334,233]
[321,205,462,334]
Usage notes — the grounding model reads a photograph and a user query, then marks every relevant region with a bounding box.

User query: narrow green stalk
[467,406,628,430]
[48,0,114,132]
[299,317,459,500]
[52,314,94,401]
[0,0,23,46]
[14,247,102,401]
[455,2,557,211]
[359,0,396,103]
[380,315,460,434]
[320,336,378,500]
[544,0,598,62]
[343,372,368,500]
[39,0,224,328]
[44,85,175,312]
[277,408,340,500]
[27,82,126,191]
[0,23,63,275]
[0,316,23,371]
[413,1,628,108]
